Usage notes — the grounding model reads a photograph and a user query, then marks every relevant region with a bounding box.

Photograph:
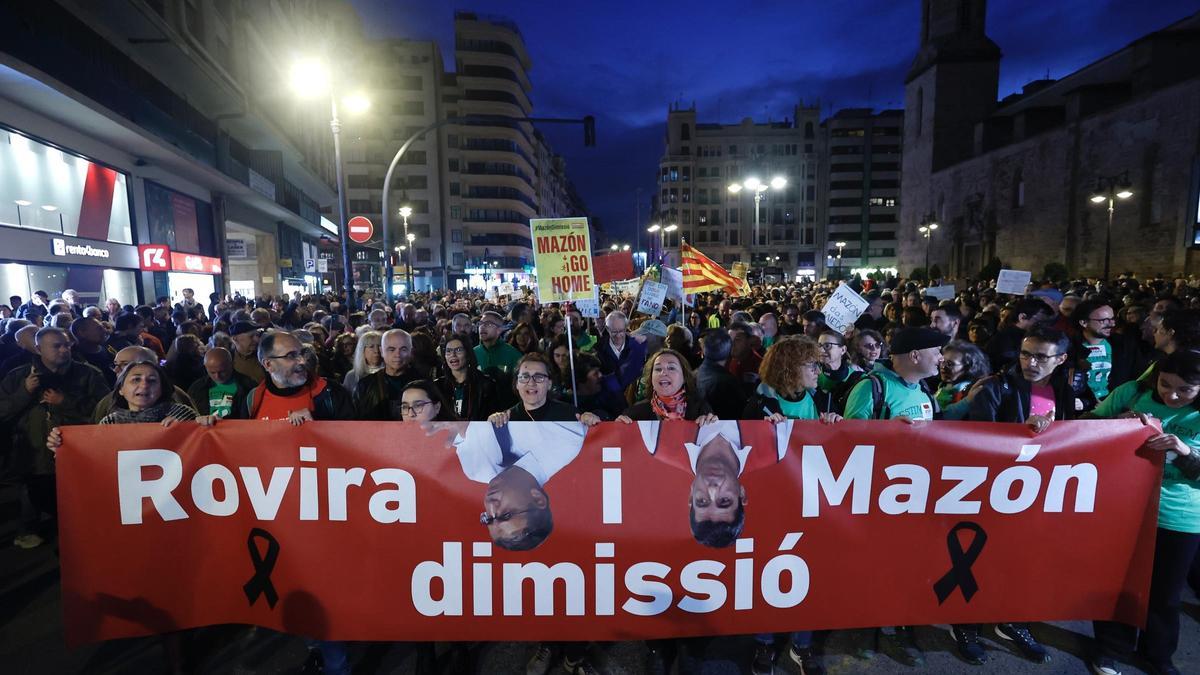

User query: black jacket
[354,366,422,420]
[622,392,712,421]
[984,324,1026,372]
[1068,330,1151,398]
[695,360,746,420]
[435,369,501,421]
[187,371,258,417]
[505,399,580,422]
[968,363,1077,423]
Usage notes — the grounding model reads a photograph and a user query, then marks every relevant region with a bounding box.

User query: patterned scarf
[101,402,197,425]
[650,386,689,420]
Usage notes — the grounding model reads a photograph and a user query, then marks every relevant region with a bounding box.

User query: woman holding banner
[741,335,838,675]
[1086,350,1200,675]
[617,349,717,424]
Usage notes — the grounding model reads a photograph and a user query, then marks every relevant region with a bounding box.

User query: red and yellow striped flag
[681,242,750,296]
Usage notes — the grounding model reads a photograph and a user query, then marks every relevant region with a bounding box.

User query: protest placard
[636,280,668,316]
[996,269,1033,295]
[820,283,870,333]
[531,217,594,302]
[924,285,957,301]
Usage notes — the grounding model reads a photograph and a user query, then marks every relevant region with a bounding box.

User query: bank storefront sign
[0,225,138,268]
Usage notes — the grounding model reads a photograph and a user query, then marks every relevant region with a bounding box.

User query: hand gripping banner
[57,419,1162,645]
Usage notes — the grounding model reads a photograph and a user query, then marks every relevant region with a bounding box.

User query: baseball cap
[889,327,951,354]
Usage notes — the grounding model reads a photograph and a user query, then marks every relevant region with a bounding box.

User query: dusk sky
[350,0,1198,244]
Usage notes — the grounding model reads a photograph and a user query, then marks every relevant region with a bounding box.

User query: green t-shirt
[1084,339,1113,399]
[208,382,238,418]
[757,384,819,420]
[843,363,935,421]
[1092,380,1200,534]
[474,341,522,374]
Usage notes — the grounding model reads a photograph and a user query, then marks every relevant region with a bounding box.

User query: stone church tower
[899,0,1001,274]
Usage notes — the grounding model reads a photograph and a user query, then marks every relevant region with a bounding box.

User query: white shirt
[454,420,587,486]
[637,419,791,475]
[607,338,626,359]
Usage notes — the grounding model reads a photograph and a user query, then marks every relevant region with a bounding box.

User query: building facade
[820,108,904,278]
[900,0,1200,279]
[657,104,823,280]
[0,0,360,306]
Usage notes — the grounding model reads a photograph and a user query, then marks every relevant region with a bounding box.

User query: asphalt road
[1,482,1196,674]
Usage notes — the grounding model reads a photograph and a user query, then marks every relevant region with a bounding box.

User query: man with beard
[1070,299,1148,408]
[238,331,354,422]
[70,317,115,386]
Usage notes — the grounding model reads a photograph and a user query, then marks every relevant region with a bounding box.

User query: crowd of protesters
[2,271,1200,675]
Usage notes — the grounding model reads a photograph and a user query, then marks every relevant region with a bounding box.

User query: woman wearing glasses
[816,329,861,392]
[487,353,602,426]
[435,334,500,421]
[397,380,457,422]
[849,329,885,370]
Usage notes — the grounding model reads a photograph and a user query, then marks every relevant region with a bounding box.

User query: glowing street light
[1090,172,1134,280]
[918,217,938,276]
[728,175,787,253]
[290,56,369,301]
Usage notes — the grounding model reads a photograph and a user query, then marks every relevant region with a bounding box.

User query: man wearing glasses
[1070,299,1148,408]
[473,310,522,375]
[953,326,1072,665]
[240,331,355,423]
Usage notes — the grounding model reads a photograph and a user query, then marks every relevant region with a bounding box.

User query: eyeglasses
[818,342,844,350]
[1087,317,1116,325]
[480,508,537,526]
[444,346,466,356]
[515,373,551,384]
[399,400,433,416]
[1018,350,1061,365]
[265,351,303,362]
[800,362,821,373]
[479,322,501,329]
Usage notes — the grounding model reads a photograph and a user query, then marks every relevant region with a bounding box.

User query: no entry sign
[347,216,373,244]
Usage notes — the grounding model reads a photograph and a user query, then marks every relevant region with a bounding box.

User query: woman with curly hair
[744,335,840,423]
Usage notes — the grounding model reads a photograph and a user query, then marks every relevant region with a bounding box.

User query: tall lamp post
[918,218,938,278]
[835,241,846,280]
[728,175,786,268]
[399,205,414,294]
[1089,172,1134,281]
[290,59,368,305]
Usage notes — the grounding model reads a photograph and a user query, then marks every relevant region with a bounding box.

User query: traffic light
[583,115,596,147]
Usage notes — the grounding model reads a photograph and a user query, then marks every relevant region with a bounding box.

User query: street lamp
[918,218,938,278]
[1090,172,1134,280]
[728,175,787,265]
[647,224,661,263]
[290,58,368,306]
[835,241,846,280]
[399,205,414,294]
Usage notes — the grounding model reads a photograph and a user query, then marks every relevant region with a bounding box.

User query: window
[408,200,429,214]
[400,175,428,189]
[915,87,924,138]
[710,166,720,177]
[347,175,371,189]
[698,167,708,178]
[401,101,424,116]
[349,199,373,213]
[697,189,709,205]
[682,167,690,182]
[1013,168,1025,208]
[453,252,464,266]
[447,134,458,148]
[450,206,461,219]
[728,208,739,224]
[661,167,669,183]
[448,159,459,172]
[681,123,691,141]
[669,167,679,182]
[728,230,739,245]
[669,188,678,203]
[682,188,690,203]
[729,145,737,155]
[682,210,691,225]
[450,182,461,196]
[417,248,432,262]
[399,75,423,91]
[451,229,462,243]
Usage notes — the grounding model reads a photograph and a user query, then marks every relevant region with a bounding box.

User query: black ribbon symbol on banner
[933,521,987,604]
[243,528,280,609]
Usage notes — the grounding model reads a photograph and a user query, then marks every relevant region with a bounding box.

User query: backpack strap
[868,373,889,420]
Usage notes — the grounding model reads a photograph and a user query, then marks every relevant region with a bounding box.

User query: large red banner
[58,419,1162,646]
